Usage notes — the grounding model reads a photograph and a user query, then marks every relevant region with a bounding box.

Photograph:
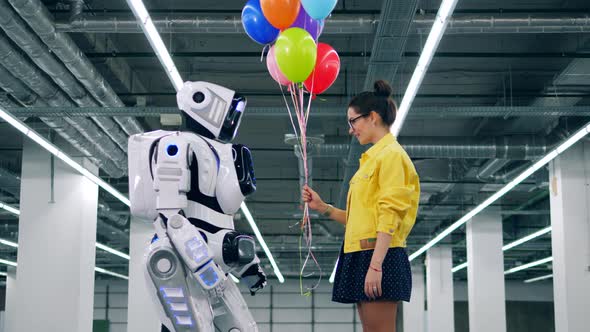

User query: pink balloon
[267,45,291,86]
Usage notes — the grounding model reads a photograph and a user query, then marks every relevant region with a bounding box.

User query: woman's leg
[358,301,398,332]
[357,302,368,331]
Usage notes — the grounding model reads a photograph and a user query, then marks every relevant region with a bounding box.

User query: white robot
[128,81,267,332]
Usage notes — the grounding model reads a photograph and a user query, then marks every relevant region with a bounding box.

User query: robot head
[177,81,247,143]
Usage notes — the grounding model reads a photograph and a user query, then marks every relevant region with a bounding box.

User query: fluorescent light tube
[95,267,129,280]
[391,0,459,136]
[95,243,130,260]
[0,201,20,216]
[0,258,17,267]
[240,203,284,283]
[524,273,553,283]
[504,256,553,275]
[502,226,552,251]
[452,262,468,273]
[0,238,18,248]
[412,125,589,262]
[452,226,552,273]
[126,0,183,91]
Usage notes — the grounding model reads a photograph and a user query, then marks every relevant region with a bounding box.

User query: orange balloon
[261,0,301,30]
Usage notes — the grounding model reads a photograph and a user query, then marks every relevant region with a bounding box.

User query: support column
[466,210,507,332]
[426,246,454,332]
[3,267,16,332]
[549,141,590,332]
[12,140,98,332]
[127,218,161,332]
[403,263,425,332]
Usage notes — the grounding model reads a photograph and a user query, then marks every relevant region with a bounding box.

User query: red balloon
[304,43,340,95]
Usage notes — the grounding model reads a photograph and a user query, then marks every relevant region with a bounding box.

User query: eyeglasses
[347,114,369,129]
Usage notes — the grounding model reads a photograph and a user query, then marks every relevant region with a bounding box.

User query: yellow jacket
[343,133,420,253]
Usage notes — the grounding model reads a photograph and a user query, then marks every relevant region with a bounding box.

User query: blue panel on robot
[175,315,193,326]
[160,287,185,298]
[199,266,220,287]
[185,237,209,264]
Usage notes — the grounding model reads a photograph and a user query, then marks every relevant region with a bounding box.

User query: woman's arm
[302,185,346,225]
[365,231,392,299]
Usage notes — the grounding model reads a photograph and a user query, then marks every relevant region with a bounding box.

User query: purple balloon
[291,7,324,40]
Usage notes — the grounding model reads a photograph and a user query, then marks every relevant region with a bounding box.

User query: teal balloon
[275,28,317,83]
[300,0,338,20]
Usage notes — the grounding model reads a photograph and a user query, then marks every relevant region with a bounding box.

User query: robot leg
[145,236,215,332]
[211,278,258,332]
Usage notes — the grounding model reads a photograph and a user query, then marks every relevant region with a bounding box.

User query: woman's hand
[301,185,325,212]
[364,267,383,300]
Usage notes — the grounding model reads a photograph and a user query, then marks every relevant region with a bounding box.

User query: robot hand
[240,264,267,296]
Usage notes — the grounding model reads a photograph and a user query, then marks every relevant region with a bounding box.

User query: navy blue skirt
[332,246,412,304]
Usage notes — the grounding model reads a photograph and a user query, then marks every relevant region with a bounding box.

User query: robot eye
[192,92,205,104]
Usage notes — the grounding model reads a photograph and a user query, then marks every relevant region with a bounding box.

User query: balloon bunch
[242,0,341,94]
[242,0,341,293]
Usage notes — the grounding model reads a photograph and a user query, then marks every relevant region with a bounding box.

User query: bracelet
[369,265,382,272]
[322,204,333,217]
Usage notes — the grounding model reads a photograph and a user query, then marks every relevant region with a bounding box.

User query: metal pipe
[6,105,590,118]
[8,0,143,135]
[54,14,590,34]
[0,0,129,152]
[476,159,510,180]
[55,15,376,34]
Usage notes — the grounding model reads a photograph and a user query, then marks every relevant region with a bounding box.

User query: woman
[302,80,420,332]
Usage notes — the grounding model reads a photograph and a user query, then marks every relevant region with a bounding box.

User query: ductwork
[401,136,549,160]
[412,14,590,35]
[98,201,129,227]
[0,32,128,176]
[5,105,590,118]
[476,159,510,181]
[54,14,590,35]
[68,0,83,21]
[0,0,129,152]
[8,0,143,135]
[0,56,124,177]
[55,15,376,34]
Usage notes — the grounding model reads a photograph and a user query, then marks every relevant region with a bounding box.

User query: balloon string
[260,44,271,63]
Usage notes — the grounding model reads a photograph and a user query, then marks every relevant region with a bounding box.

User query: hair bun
[373,80,393,97]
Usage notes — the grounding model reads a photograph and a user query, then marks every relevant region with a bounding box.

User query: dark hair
[348,80,397,126]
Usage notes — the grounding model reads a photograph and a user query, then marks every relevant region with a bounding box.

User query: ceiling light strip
[0,106,130,206]
[0,201,20,216]
[391,0,459,136]
[452,226,552,273]
[94,266,129,280]
[240,203,284,283]
[504,256,553,275]
[126,0,183,91]
[410,124,590,262]
[524,273,553,283]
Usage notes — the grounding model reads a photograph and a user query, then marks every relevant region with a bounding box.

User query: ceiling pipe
[8,0,143,136]
[5,105,590,118]
[54,14,590,34]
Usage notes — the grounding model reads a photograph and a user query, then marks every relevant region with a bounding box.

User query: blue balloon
[300,0,338,20]
[242,0,280,45]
